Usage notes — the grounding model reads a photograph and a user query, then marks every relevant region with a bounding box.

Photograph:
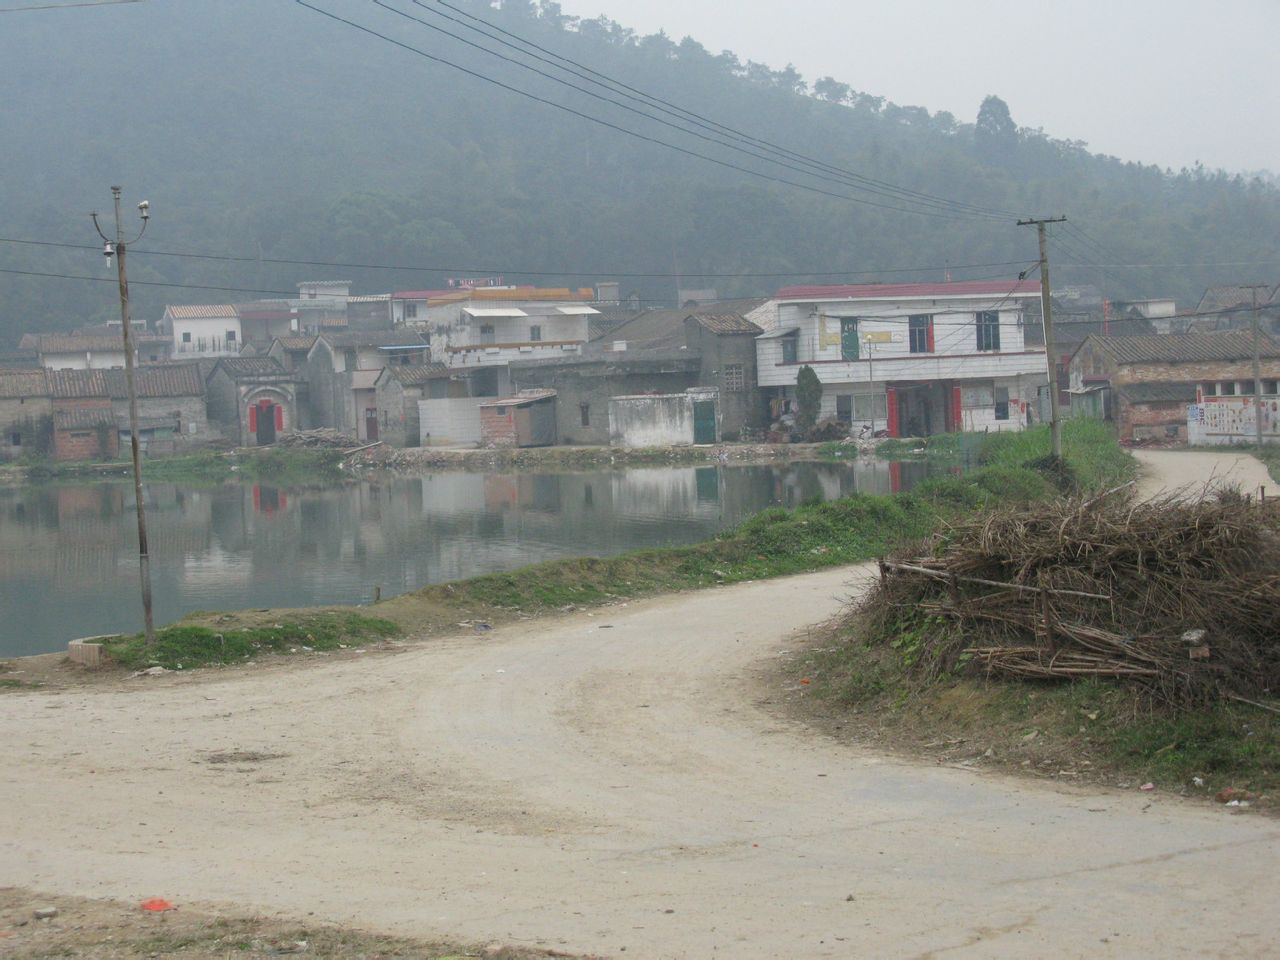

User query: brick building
[1069,332,1280,442]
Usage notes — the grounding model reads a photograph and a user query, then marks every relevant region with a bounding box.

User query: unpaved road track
[4,454,1278,959]
[1134,448,1272,499]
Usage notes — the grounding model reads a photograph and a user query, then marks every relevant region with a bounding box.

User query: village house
[206,357,301,447]
[755,280,1047,437]
[20,329,172,369]
[265,335,318,372]
[0,369,54,461]
[1069,331,1280,443]
[159,304,242,359]
[372,363,452,447]
[235,301,297,348]
[300,330,430,441]
[1185,285,1280,336]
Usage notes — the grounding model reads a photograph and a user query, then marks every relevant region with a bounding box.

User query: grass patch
[799,630,1279,802]
[18,448,345,485]
[97,611,400,670]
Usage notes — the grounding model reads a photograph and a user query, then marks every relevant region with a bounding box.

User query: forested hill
[2,0,1277,345]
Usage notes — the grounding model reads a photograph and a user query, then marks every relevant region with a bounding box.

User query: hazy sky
[557,0,1279,173]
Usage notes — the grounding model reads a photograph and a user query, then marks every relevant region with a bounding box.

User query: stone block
[67,640,103,668]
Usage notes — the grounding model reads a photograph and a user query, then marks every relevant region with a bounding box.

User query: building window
[723,363,745,392]
[853,393,888,421]
[976,311,1000,351]
[995,386,1010,420]
[404,303,418,319]
[226,330,236,342]
[398,354,410,366]
[580,403,590,427]
[835,395,852,423]
[182,331,192,343]
[781,334,798,364]
[480,325,496,345]
[1265,380,1278,395]
[529,324,542,342]
[908,314,933,353]
[9,432,20,447]
[1201,382,1217,397]
[1220,381,1237,396]
[840,317,860,361]
[1240,381,1256,395]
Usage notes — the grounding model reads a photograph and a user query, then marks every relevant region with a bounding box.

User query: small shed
[608,388,720,448]
[478,390,558,448]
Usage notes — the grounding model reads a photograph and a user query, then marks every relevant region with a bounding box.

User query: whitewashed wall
[418,398,482,447]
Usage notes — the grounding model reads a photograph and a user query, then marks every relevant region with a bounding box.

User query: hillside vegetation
[2,0,1278,345]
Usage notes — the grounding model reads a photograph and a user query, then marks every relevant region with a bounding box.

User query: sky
[557,0,1279,174]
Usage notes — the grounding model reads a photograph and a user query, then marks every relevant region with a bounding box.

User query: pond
[0,458,946,657]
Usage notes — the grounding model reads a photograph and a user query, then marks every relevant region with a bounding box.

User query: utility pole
[1243,284,1270,448]
[1018,216,1068,460]
[93,188,155,645]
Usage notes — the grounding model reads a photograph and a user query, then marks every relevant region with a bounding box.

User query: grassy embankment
[798,431,1279,805]
[88,421,1128,673]
[8,448,346,485]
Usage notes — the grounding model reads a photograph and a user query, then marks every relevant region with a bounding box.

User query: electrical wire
[0,0,142,10]
[0,235,1036,280]
[401,0,1012,221]
[293,1,999,222]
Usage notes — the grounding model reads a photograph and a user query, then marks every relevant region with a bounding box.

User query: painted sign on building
[1186,397,1280,446]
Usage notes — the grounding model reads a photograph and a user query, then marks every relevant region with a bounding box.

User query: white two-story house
[756,280,1047,437]
[400,286,598,396]
[160,304,242,358]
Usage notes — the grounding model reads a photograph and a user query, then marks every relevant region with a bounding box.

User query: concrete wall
[685,323,764,439]
[510,360,698,445]
[0,397,53,461]
[608,393,712,448]
[479,406,519,448]
[42,350,129,371]
[169,316,241,358]
[418,397,482,447]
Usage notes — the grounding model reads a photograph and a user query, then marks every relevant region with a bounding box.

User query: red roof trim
[774,279,1041,301]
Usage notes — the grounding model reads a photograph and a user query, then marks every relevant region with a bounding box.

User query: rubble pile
[277,428,359,450]
[858,487,1280,708]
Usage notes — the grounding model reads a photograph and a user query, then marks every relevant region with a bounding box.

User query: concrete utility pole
[1243,284,1270,448]
[1018,216,1068,459]
[92,188,155,645]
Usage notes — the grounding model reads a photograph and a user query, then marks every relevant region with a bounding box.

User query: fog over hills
[2,0,1277,343]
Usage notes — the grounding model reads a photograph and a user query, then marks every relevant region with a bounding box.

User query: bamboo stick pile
[861,487,1280,708]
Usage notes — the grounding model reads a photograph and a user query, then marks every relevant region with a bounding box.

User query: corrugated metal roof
[555,305,601,315]
[463,307,529,318]
[774,279,1041,301]
[588,299,767,351]
[347,295,391,303]
[1091,332,1280,364]
[478,389,557,409]
[1116,382,1199,404]
[53,407,116,430]
[164,304,238,319]
[320,330,429,348]
[691,313,764,335]
[0,369,49,398]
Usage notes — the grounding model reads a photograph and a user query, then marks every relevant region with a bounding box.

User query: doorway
[254,400,278,446]
[693,400,717,444]
[365,407,380,441]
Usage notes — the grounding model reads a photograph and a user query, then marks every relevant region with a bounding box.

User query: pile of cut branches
[859,486,1280,708]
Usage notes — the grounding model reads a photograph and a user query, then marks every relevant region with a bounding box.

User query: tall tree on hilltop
[975,94,1019,164]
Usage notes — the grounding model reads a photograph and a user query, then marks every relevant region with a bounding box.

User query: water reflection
[0,459,940,656]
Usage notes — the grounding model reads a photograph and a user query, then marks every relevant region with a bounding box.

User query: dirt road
[3,452,1278,959]
[1133,447,1273,499]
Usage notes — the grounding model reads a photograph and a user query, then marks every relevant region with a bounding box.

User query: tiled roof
[214,357,291,380]
[1088,332,1280,365]
[478,389,558,409]
[53,407,116,430]
[274,335,317,352]
[42,365,205,399]
[1116,382,1199,404]
[319,330,428,348]
[1194,285,1278,314]
[774,279,1041,301]
[0,369,49,399]
[19,333,167,353]
[690,313,764,335]
[384,363,450,385]
[164,304,238,319]
[590,299,766,351]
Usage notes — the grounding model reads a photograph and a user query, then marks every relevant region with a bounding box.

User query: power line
[0,235,1035,279]
[0,267,303,297]
[0,0,142,10]
[293,1,997,223]
[400,0,1011,221]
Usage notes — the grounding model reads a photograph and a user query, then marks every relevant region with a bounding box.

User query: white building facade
[756,280,1048,437]
[160,304,243,358]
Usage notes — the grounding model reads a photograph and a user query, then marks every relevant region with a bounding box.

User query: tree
[813,76,850,103]
[975,94,1018,164]
[795,365,823,433]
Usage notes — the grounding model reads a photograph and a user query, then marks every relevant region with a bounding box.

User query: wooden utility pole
[1018,216,1068,459]
[93,188,155,645]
